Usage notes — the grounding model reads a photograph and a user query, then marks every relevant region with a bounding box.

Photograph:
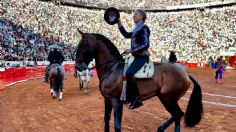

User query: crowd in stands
[1,0,235,66]
[0,18,75,60]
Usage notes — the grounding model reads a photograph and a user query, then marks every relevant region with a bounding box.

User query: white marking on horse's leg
[83,87,88,94]
[83,81,88,94]
[50,89,53,96]
[59,92,63,100]
[83,82,88,93]
[53,91,57,97]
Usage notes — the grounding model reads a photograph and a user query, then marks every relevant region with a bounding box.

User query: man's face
[133,11,143,23]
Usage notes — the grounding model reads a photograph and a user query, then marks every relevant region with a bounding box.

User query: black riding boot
[44,67,50,83]
[126,77,143,109]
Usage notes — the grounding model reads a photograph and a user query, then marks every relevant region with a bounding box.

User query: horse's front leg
[79,78,83,91]
[104,98,112,132]
[83,80,88,93]
[111,98,123,132]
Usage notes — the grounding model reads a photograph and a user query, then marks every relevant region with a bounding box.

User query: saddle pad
[125,56,154,78]
[50,63,61,68]
[174,63,186,71]
[48,63,63,73]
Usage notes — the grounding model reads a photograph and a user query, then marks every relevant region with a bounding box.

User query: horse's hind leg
[52,82,57,99]
[104,99,112,132]
[157,117,174,132]
[171,103,184,132]
[59,82,64,101]
[111,98,123,132]
[158,97,184,132]
[50,79,53,96]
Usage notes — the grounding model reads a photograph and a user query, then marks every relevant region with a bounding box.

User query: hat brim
[104,7,120,25]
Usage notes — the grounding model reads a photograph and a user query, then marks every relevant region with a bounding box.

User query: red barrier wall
[0,65,75,90]
[229,55,236,67]
[187,63,198,68]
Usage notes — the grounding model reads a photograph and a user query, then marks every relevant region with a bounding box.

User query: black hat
[104,7,120,25]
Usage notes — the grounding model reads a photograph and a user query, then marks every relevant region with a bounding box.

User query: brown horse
[75,30,203,132]
[48,63,65,101]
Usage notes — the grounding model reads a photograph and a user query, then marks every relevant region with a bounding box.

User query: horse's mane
[92,33,121,58]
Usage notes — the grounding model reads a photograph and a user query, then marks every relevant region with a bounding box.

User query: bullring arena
[0,69,236,132]
[1,0,236,132]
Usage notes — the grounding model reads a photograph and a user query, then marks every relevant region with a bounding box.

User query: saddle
[46,63,62,75]
[48,63,61,69]
[120,56,155,102]
[125,55,155,79]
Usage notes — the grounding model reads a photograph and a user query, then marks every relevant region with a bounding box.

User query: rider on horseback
[168,50,177,64]
[117,9,150,109]
[44,44,64,83]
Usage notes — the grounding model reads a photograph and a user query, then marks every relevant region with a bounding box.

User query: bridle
[75,53,126,70]
[74,36,127,70]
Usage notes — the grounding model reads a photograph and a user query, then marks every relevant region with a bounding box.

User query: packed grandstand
[0,0,236,68]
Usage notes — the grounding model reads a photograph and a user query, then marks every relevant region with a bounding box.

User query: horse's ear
[77,28,84,35]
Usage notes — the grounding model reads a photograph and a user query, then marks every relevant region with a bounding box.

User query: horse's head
[75,29,121,73]
[75,30,95,71]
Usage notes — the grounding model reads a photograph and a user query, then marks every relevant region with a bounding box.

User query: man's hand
[117,18,122,28]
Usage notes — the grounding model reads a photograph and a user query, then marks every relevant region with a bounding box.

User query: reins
[87,53,126,70]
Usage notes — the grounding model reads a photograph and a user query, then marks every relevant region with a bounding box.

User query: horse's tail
[54,67,62,93]
[185,75,203,127]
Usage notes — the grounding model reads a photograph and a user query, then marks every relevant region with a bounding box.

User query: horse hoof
[59,99,62,101]
[51,93,53,96]
[53,96,56,99]
[83,90,88,94]
[157,127,164,132]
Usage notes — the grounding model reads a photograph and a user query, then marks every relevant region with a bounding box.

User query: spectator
[214,58,224,84]
[207,56,215,70]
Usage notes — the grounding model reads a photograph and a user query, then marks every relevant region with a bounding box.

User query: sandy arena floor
[0,69,236,132]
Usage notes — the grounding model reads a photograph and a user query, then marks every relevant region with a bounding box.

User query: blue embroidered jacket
[119,24,150,55]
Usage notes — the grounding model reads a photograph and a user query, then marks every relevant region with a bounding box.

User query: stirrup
[128,99,143,110]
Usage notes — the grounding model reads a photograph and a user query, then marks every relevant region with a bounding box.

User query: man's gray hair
[136,9,147,22]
